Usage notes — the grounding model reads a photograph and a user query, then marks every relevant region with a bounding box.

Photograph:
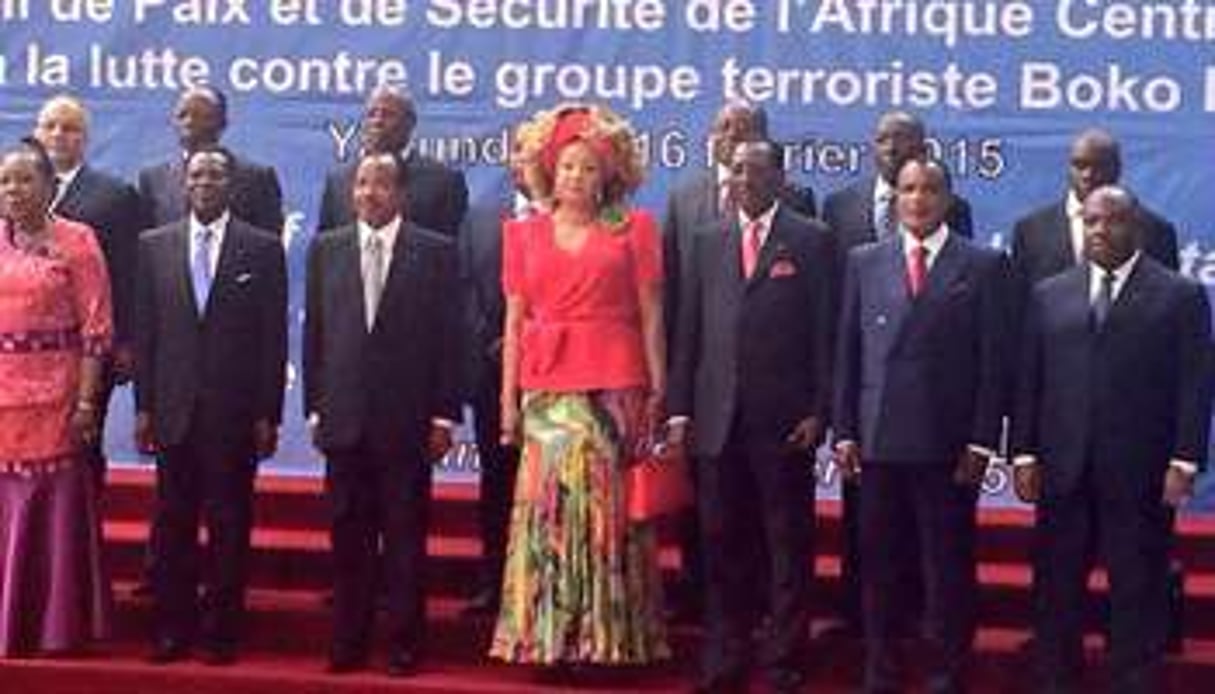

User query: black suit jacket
[669,206,837,458]
[55,164,142,347]
[1013,258,1212,499]
[317,151,469,237]
[457,190,509,402]
[138,153,285,236]
[834,234,1009,463]
[662,169,815,340]
[133,218,287,446]
[1010,198,1179,291]
[822,175,974,254]
[303,222,461,455]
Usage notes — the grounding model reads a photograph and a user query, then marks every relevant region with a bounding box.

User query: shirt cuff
[666,416,690,427]
[1170,459,1199,476]
[306,412,319,429]
[432,417,455,430]
[834,439,858,452]
[1012,454,1038,468]
[968,444,995,459]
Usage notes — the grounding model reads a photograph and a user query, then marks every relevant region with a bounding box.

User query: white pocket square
[235,272,254,284]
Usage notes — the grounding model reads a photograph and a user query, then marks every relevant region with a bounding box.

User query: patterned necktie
[191,227,214,314]
[907,243,929,297]
[1093,270,1116,327]
[364,231,386,330]
[741,220,763,279]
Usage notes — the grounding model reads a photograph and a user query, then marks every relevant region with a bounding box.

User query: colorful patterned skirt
[489,389,670,665]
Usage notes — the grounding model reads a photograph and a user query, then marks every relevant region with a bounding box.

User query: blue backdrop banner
[3,0,1214,508]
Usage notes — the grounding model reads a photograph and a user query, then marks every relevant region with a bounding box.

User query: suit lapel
[342,229,370,333]
[878,240,914,355]
[372,224,418,333]
[1100,257,1153,335]
[203,222,245,316]
[894,235,967,348]
[746,208,789,291]
[1045,202,1076,274]
[166,222,200,318]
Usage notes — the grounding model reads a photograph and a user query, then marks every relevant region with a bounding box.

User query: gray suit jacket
[133,217,287,446]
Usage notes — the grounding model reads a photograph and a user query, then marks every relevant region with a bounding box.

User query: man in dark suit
[138,85,285,236]
[454,151,531,618]
[134,145,287,666]
[1011,128,1178,292]
[821,109,976,638]
[834,158,1009,693]
[303,152,460,677]
[1012,185,1212,693]
[317,85,467,237]
[1010,128,1183,657]
[668,140,836,694]
[661,99,815,622]
[34,94,143,488]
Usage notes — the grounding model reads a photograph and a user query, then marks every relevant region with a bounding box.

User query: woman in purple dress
[0,137,113,657]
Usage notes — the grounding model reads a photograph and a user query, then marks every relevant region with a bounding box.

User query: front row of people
[0,98,1210,694]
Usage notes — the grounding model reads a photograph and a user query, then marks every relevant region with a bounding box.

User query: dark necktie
[907,244,929,297]
[1093,270,1115,327]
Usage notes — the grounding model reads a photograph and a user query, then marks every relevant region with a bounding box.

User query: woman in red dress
[489,104,670,666]
[0,138,113,657]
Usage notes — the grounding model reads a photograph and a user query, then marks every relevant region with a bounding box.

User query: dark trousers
[861,461,977,694]
[471,377,518,601]
[325,444,430,655]
[152,413,255,646]
[699,417,814,684]
[1035,466,1171,694]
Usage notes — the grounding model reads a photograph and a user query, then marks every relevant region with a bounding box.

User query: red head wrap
[539,107,616,178]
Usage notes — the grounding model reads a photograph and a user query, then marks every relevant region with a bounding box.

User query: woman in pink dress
[0,138,113,657]
[489,104,670,667]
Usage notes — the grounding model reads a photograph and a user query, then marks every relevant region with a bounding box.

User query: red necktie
[742,220,763,279]
[907,244,928,297]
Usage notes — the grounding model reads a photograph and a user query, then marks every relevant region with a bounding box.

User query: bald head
[1082,184,1139,269]
[361,85,417,154]
[1068,128,1121,202]
[874,111,927,184]
[34,95,89,171]
[710,98,767,167]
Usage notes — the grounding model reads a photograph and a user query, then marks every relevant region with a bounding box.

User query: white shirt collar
[1088,251,1140,301]
[50,164,83,209]
[873,176,895,204]
[901,223,950,263]
[358,215,402,250]
[1065,190,1084,218]
[738,200,777,241]
[188,210,230,274]
[189,210,230,238]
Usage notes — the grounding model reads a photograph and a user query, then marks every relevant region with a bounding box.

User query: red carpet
[3,468,1215,692]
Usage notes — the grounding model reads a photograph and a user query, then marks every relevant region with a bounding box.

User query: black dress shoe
[385,648,418,678]
[692,670,747,694]
[326,647,367,674]
[199,642,237,666]
[147,638,191,664]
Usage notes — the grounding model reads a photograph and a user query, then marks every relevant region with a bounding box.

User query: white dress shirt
[1066,191,1086,263]
[189,210,230,277]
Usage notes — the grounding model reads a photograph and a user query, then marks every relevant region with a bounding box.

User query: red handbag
[626,447,693,522]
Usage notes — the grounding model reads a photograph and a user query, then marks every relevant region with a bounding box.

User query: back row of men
[29,86,1207,693]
